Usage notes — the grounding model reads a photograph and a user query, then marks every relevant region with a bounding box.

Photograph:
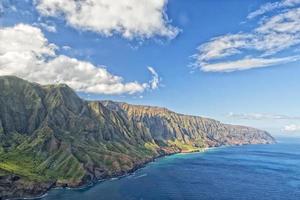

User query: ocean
[40,137,300,200]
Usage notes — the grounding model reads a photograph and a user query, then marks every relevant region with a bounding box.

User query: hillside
[0,76,275,199]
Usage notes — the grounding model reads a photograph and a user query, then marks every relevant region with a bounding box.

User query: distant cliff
[0,76,275,199]
[103,101,274,148]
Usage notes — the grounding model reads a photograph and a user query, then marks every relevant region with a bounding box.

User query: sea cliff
[0,76,275,199]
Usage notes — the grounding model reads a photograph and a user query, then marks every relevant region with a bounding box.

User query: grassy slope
[0,136,196,185]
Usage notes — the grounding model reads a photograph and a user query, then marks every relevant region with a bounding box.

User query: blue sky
[1,0,300,135]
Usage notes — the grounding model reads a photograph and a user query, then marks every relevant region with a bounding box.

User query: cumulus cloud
[34,0,179,39]
[0,24,159,95]
[228,112,300,120]
[283,124,300,132]
[193,2,300,72]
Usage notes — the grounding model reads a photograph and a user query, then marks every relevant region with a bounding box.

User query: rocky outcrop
[0,76,275,199]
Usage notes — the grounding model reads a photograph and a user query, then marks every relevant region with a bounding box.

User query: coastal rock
[0,174,54,200]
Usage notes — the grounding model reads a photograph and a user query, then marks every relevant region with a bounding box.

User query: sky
[1,0,300,136]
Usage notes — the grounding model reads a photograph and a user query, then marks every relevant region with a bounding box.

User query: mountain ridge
[0,76,275,199]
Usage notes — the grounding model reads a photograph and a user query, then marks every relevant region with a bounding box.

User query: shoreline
[6,143,275,200]
[7,149,203,200]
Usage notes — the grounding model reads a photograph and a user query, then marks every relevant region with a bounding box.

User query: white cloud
[195,34,252,62]
[38,22,57,32]
[228,112,300,120]
[35,0,179,39]
[201,56,300,72]
[0,24,158,95]
[283,124,300,132]
[62,45,71,51]
[147,66,160,89]
[193,4,300,72]
[0,24,57,56]
[247,0,300,19]
[256,8,300,34]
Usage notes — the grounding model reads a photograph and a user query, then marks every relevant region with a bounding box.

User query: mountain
[0,76,275,199]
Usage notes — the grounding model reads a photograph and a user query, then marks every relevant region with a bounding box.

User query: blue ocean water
[41,137,300,200]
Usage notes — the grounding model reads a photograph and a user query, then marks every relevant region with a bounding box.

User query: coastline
[4,142,275,200]
[6,148,214,199]
[6,149,203,200]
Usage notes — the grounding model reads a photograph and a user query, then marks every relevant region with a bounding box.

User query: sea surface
[40,137,300,200]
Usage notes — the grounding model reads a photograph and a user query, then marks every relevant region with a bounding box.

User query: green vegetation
[0,151,51,181]
[0,76,275,199]
[168,139,203,152]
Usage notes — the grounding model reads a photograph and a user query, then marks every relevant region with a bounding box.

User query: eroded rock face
[0,76,275,199]
[102,101,275,147]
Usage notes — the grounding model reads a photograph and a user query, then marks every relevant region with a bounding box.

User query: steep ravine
[0,76,275,199]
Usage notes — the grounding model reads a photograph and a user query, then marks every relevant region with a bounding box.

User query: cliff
[0,76,275,199]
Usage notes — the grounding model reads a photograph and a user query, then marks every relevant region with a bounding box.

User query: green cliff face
[0,76,275,199]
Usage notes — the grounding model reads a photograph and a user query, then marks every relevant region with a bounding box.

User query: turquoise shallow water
[40,137,300,200]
